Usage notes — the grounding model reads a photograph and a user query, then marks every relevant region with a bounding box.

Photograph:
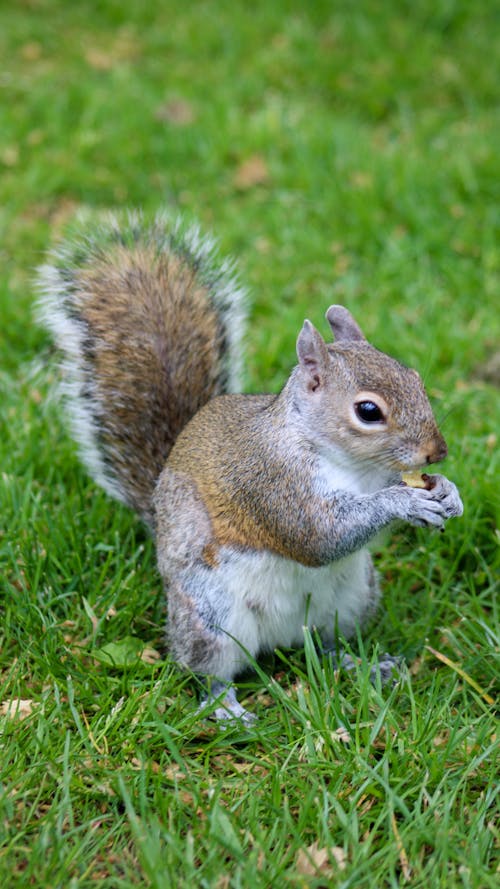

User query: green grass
[1,0,499,886]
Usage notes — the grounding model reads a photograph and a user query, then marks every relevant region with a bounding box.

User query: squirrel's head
[294,305,447,471]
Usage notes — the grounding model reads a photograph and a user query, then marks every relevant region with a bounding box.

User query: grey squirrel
[37,211,463,723]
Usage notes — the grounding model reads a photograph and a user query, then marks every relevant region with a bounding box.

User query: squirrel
[37,210,463,723]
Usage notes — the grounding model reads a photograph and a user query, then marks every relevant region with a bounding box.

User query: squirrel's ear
[296,320,330,392]
[326,305,366,343]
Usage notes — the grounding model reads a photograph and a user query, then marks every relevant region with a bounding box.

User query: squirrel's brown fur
[37,212,246,525]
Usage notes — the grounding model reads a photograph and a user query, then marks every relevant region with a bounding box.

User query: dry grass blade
[425,646,495,706]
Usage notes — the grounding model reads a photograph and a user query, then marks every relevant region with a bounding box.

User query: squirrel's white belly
[218,547,377,658]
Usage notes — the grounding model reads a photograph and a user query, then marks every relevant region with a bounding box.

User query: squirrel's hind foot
[198,680,257,726]
[326,646,404,687]
[369,652,405,686]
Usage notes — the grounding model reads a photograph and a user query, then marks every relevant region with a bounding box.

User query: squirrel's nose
[425,437,448,464]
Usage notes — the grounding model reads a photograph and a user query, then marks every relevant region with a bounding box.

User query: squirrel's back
[37,211,247,525]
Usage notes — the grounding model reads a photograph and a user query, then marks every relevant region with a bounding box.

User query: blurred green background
[2,0,498,385]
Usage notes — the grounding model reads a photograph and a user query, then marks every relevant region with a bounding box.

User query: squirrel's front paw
[402,476,463,529]
[425,474,463,519]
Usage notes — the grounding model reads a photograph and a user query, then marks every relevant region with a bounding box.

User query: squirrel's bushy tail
[36,211,247,526]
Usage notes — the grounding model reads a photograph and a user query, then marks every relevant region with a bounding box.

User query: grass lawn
[1,1,498,886]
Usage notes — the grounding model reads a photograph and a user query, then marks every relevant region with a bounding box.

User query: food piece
[401,470,433,490]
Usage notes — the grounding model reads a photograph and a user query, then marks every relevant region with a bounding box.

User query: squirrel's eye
[355,401,385,423]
